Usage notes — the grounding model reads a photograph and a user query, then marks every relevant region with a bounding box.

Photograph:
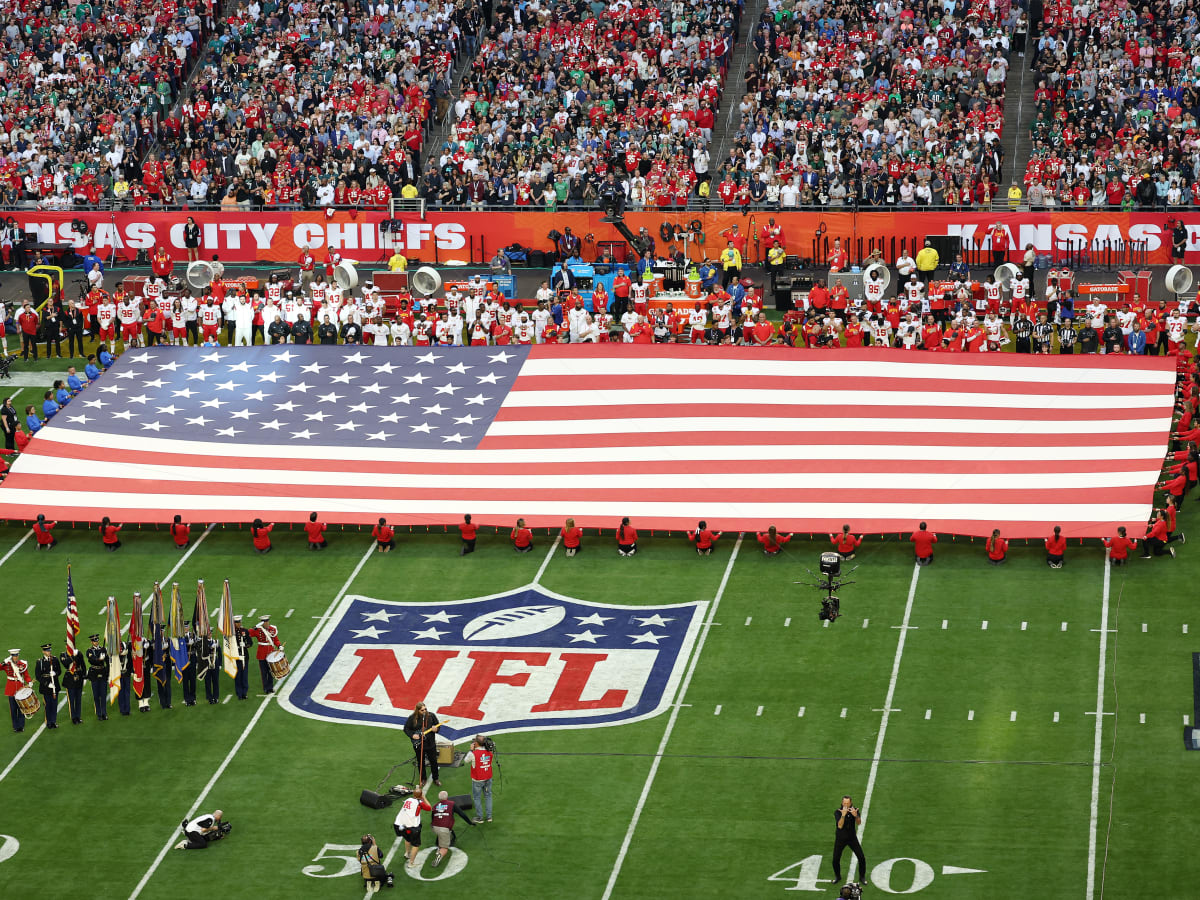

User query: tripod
[795,553,858,622]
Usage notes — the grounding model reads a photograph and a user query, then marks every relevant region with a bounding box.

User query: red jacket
[511,526,532,548]
[305,521,327,544]
[250,623,279,660]
[689,529,720,550]
[987,536,1008,561]
[911,529,938,558]
[560,526,582,548]
[1045,534,1066,556]
[251,523,273,550]
[34,520,56,545]
[2,657,31,696]
[1105,535,1136,560]
[170,522,190,547]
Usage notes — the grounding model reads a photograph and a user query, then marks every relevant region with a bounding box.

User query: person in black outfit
[832,795,867,886]
[1057,321,1077,354]
[1032,313,1054,353]
[1101,317,1124,354]
[1172,219,1187,262]
[59,645,85,724]
[1,396,18,451]
[267,315,290,345]
[317,315,338,345]
[85,634,109,721]
[1078,323,1099,354]
[291,317,312,345]
[1012,314,1033,353]
[34,643,62,729]
[181,625,197,706]
[404,702,443,786]
[42,305,63,358]
[340,319,363,344]
[64,302,86,357]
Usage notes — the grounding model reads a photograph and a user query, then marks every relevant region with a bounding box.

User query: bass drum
[15,687,40,718]
[266,650,291,679]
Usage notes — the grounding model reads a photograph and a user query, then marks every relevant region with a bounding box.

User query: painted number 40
[769,855,981,893]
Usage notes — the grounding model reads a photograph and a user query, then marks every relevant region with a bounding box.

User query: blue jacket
[67,373,86,393]
[1127,330,1147,354]
[42,399,59,418]
[55,388,71,406]
[98,349,114,368]
[26,413,41,432]
[85,363,101,381]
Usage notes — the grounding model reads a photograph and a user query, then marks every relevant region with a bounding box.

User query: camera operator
[358,833,393,892]
[462,734,495,823]
[832,796,867,886]
[174,810,227,850]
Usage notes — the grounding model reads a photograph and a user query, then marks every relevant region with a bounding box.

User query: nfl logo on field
[280,585,707,740]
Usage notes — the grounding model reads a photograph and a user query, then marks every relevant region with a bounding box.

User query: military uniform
[2,650,32,732]
[85,636,109,720]
[233,618,251,700]
[34,645,62,728]
[117,641,132,715]
[60,648,85,723]
[153,635,172,709]
[197,635,220,704]
[249,616,280,693]
[181,628,198,706]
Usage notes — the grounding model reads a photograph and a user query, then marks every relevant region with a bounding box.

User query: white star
[575,613,614,626]
[187,370,211,381]
[445,362,470,374]
[289,382,312,393]
[230,408,256,420]
[378,412,404,424]
[126,393,150,405]
[441,432,467,443]
[629,631,665,645]
[82,399,106,409]
[464,393,489,406]
[273,350,296,362]
[567,630,604,644]
[634,614,675,628]
[185,415,210,427]
[392,393,415,404]
[156,404,179,415]
[317,391,343,404]
[404,372,429,384]
[172,388,195,398]
[227,360,256,373]
[365,430,393,441]
[350,626,387,640]
[112,410,135,420]
[434,383,460,396]
[410,422,435,434]
[347,402,374,414]
[415,351,442,364]
[422,611,461,623]
[214,426,241,437]
[489,351,514,363]
[300,361,327,374]
[453,414,479,426]
[360,381,384,394]
[422,403,447,416]
[126,352,151,363]
[343,351,367,364]
[142,378,165,389]
[291,429,316,440]
[157,361,182,372]
[259,419,284,430]
[239,390,265,403]
[199,398,227,409]
[410,627,447,640]
[99,385,120,394]
[201,351,222,363]
[140,421,165,431]
[361,609,400,623]
[305,411,329,422]
[330,372,357,384]
[334,421,360,431]
[113,371,136,380]
[213,380,240,392]
[259,371,283,383]
[373,362,398,374]
[66,414,89,424]
[476,372,501,385]
[274,401,299,412]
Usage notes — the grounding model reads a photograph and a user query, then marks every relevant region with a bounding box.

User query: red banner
[13,208,1200,266]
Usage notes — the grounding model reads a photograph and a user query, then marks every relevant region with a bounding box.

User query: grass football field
[0,513,1197,900]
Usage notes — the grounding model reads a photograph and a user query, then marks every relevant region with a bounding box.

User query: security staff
[915,239,939,278]
[85,634,109,721]
[249,615,281,693]
[35,643,62,728]
[181,624,198,706]
[765,241,787,286]
[198,631,221,704]
[60,644,85,724]
[832,795,868,886]
[116,639,133,715]
[3,649,32,733]
[233,615,251,700]
[719,241,742,288]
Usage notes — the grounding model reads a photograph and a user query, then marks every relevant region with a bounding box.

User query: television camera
[794,552,857,623]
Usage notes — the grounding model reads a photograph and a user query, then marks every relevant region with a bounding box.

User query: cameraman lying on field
[175,810,231,849]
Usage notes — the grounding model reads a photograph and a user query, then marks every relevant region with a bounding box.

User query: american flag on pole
[65,567,80,671]
[0,346,1178,538]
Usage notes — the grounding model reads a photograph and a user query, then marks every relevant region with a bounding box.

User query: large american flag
[0,346,1178,538]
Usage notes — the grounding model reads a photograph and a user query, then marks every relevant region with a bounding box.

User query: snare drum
[266,650,290,679]
[15,687,40,718]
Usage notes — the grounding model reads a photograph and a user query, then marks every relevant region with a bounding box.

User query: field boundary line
[0,529,33,569]
[371,536,561,896]
[0,524,214,787]
[1086,556,1111,900]
[130,539,377,900]
[852,562,921,881]
[600,534,743,900]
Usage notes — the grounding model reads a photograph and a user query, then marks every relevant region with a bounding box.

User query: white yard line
[600,535,743,900]
[851,563,921,882]
[533,534,561,585]
[130,539,377,900]
[1086,557,1112,900]
[0,529,32,569]
[0,524,215,787]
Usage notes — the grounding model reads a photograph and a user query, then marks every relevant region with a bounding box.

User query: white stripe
[23,429,1170,463]
[601,536,743,900]
[488,415,1167,437]
[0,530,33,568]
[0,489,1158,525]
[504,387,1171,412]
[15,455,1162,492]
[1086,556,1112,900]
[519,356,1177,386]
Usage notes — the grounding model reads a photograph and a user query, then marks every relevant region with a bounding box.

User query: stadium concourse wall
[14,209,1200,267]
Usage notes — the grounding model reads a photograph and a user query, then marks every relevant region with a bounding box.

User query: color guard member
[85,634,110,720]
[3,649,32,733]
[35,643,62,728]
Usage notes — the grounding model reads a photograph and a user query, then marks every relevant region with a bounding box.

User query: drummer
[2,649,33,734]
[249,615,282,694]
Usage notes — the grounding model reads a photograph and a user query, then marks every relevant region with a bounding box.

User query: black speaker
[774,287,793,311]
[360,790,390,809]
[924,234,961,262]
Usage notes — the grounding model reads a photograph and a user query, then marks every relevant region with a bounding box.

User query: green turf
[0,515,1196,898]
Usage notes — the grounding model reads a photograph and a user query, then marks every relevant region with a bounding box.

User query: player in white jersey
[1166,312,1188,352]
[117,298,142,349]
[513,314,535,344]
[1087,302,1107,329]
[983,312,1005,350]
[1117,308,1136,336]
[96,299,118,343]
[390,318,411,345]
[469,319,489,345]
[531,302,550,343]
[868,315,892,347]
[620,307,639,341]
[479,306,496,331]
[688,304,708,342]
[143,277,165,306]
[447,311,464,345]
[309,278,326,308]
[1009,276,1029,308]
[713,300,733,333]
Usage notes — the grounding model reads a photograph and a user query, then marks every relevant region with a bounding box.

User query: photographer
[358,833,393,892]
[174,810,228,850]
[832,796,867,887]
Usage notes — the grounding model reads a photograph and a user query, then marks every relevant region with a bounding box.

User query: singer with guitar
[404,702,445,786]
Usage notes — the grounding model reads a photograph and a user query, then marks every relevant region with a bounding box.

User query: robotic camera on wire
[794,552,858,623]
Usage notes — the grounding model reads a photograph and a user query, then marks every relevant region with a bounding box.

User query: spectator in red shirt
[305,512,328,550]
[1045,525,1066,569]
[459,514,478,556]
[757,526,793,556]
[34,513,56,550]
[100,516,122,551]
[688,521,722,556]
[1104,527,1136,566]
[1141,513,1177,559]
[986,529,1008,565]
[831,525,862,559]
[561,518,583,557]
[251,519,275,554]
[372,517,395,553]
[170,514,191,549]
[911,522,938,565]
[511,518,533,553]
[17,303,39,361]
[616,517,638,557]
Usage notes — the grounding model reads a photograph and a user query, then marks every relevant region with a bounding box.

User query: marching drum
[15,687,40,718]
[266,650,291,679]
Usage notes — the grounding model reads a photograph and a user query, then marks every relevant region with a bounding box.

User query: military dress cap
[89,634,100,641]
[41,643,52,652]
[258,614,270,621]
[233,615,243,622]
[8,649,19,656]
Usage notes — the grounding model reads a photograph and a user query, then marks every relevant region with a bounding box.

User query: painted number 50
[302,843,364,879]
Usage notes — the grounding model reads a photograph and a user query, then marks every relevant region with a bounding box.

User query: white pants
[234,328,252,346]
